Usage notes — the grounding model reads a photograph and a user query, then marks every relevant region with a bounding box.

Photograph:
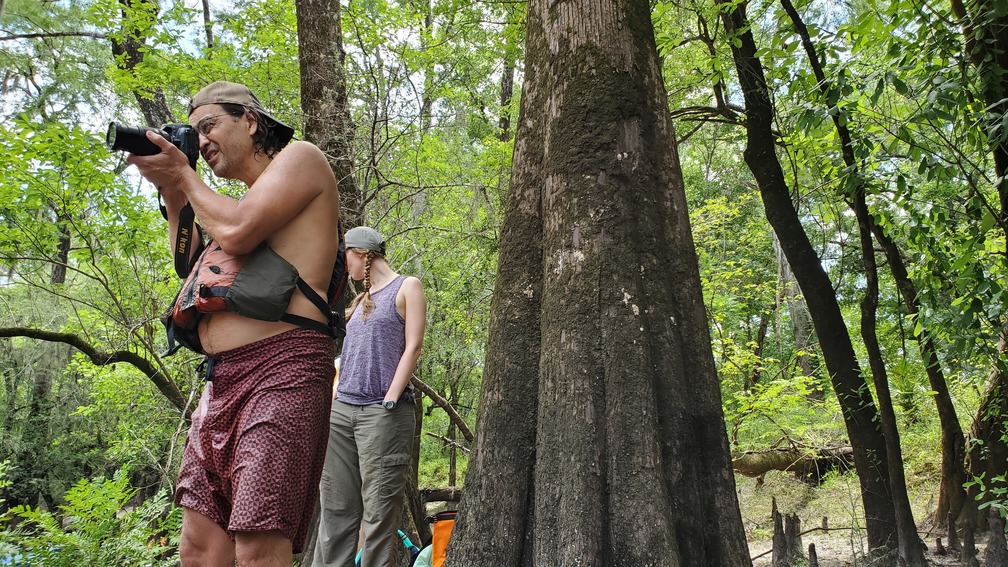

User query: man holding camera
[128,81,342,567]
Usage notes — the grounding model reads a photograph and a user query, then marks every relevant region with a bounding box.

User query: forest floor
[738,470,993,566]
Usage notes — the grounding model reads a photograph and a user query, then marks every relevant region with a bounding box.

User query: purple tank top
[336,275,412,405]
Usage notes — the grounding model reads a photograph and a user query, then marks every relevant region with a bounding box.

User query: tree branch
[0,32,107,42]
[0,326,187,413]
[425,431,471,453]
[412,376,473,443]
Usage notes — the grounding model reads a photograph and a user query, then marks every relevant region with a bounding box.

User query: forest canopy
[0,0,1005,563]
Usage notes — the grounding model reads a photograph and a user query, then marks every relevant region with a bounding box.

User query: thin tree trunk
[51,209,70,285]
[779,1,927,562]
[408,394,431,544]
[870,224,967,525]
[448,381,458,486]
[775,236,815,388]
[200,0,213,53]
[110,0,171,127]
[721,0,898,553]
[498,55,514,142]
[747,298,775,389]
[854,197,925,566]
[295,0,362,228]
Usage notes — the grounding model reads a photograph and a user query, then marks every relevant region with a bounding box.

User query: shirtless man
[129,81,341,567]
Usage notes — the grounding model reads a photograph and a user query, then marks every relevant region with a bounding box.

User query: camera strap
[172,201,205,278]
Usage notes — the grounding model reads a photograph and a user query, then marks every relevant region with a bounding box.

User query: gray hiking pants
[313,400,415,567]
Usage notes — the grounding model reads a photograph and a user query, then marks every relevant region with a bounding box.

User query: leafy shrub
[0,467,181,566]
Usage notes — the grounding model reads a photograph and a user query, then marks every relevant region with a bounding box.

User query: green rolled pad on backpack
[221,245,300,321]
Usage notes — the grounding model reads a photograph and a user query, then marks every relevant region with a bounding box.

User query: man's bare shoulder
[269,141,336,184]
[281,140,327,160]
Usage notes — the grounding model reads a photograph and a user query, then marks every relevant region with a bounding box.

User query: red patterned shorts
[174,329,336,553]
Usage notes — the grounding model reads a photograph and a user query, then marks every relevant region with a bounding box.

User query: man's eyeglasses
[193,113,236,138]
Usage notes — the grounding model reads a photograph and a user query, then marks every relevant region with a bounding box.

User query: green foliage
[965,418,1008,522]
[66,353,183,473]
[1,0,1006,558]
[417,407,470,487]
[725,374,844,449]
[336,0,520,483]
[0,468,181,566]
[965,472,1008,521]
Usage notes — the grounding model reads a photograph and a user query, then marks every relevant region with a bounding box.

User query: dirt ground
[747,534,991,566]
[738,471,997,566]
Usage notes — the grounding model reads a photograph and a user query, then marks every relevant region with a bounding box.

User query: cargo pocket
[379,453,411,499]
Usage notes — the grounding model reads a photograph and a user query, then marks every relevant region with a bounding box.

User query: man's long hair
[219,103,289,158]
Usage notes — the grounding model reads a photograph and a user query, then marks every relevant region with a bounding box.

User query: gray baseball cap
[345,226,386,255]
[188,80,295,146]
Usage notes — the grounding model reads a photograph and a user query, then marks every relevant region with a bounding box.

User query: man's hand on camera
[126,130,194,195]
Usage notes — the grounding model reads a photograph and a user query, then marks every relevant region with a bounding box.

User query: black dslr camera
[106,122,199,170]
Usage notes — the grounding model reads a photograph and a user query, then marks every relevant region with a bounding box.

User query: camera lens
[106,122,162,156]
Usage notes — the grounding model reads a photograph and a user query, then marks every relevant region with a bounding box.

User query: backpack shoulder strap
[327,219,349,305]
[279,222,348,338]
[280,278,337,336]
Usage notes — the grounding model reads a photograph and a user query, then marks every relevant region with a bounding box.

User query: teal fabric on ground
[413,545,433,567]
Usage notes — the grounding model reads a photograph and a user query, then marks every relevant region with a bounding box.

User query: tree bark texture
[446,5,546,563]
[451,1,751,565]
[984,511,1008,567]
[951,0,1008,528]
[295,0,363,228]
[720,0,898,553]
[983,512,1008,564]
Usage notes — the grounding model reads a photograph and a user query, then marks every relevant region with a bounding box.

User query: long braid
[346,250,378,321]
[361,251,376,320]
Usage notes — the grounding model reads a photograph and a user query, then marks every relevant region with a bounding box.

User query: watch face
[383,400,395,410]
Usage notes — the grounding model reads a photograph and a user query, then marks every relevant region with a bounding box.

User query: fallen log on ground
[732,446,855,483]
[421,486,463,504]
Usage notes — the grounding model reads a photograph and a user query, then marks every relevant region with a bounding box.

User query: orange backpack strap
[429,511,457,567]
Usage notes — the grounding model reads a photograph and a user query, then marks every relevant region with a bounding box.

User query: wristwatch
[382,400,397,410]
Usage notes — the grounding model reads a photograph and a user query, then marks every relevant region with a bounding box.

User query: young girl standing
[314,226,427,567]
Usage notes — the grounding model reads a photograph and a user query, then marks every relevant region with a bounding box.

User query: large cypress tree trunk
[952,0,1008,528]
[720,0,899,555]
[446,6,546,564]
[449,0,751,565]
